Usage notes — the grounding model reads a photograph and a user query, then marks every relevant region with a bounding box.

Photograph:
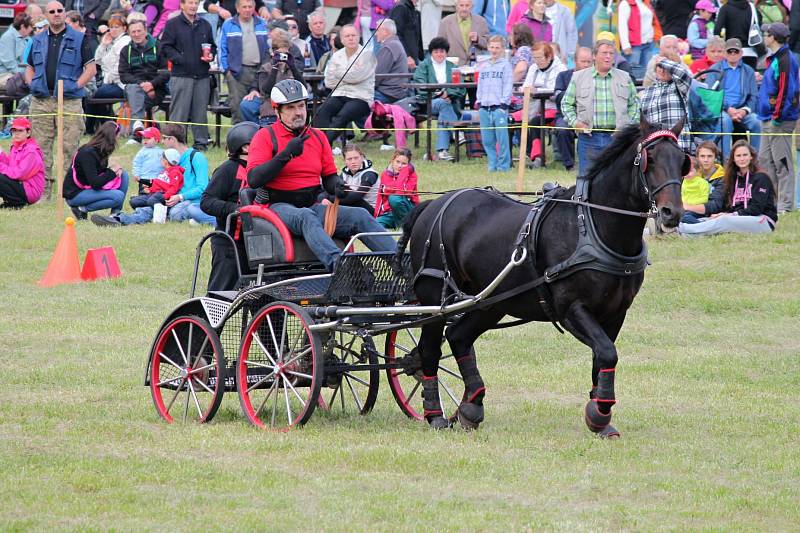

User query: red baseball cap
[136,127,161,142]
[10,117,32,130]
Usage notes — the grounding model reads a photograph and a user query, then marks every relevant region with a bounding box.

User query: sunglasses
[48,8,64,13]
[726,48,741,54]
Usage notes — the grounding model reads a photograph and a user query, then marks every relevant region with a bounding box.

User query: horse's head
[633,118,689,228]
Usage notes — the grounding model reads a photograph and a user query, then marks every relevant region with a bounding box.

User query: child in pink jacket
[375,147,419,228]
[364,101,416,150]
[0,117,45,208]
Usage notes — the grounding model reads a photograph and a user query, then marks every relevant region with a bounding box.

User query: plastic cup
[452,68,461,84]
[201,43,212,59]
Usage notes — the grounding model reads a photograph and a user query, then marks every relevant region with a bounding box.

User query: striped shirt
[561,67,639,130]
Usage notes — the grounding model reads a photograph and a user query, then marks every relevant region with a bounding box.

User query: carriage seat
[238,188,346,268]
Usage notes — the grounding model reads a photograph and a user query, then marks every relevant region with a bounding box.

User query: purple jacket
[520,14,553,43]
[371,0,395,30]
[0,138,45,204]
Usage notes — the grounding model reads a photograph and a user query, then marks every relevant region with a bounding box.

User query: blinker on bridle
[633,129,683,213]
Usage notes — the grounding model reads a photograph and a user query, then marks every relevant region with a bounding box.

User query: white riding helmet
[270,79,310,108]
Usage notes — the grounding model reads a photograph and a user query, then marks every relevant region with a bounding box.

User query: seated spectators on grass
[315,24,376,147]
[64,122,129,220]
[0,14,33,90]
[682,140,726,223]
[374,19,410,104]
[364,100,417,150]
[319,143,380,213]
[679,140,778,236]
[375,148,419,229]
[0,118,45,209]
[131,127,165,194]
[128,148,185,208]
[240,29,304,126]
[412,37,465,162]
[119,19,170,125]
[91,124,213,226]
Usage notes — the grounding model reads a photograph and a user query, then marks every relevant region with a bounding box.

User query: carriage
[144,188,474,430]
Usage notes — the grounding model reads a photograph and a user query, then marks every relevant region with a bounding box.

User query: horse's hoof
[456,402,484,431]
[428,416,452,430]
[584,400,612,433]
[597,425,620,439]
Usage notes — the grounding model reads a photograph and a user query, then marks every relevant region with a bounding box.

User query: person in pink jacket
[0,117,45,208]
[375,147,420,228]
[365,101,417,150]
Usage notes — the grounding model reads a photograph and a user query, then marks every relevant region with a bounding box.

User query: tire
[384,328,463,421]
[236,301,322,430]
[149,315,226,423]
[317,330,379,416]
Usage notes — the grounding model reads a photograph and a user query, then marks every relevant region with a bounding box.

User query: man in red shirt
[247,80,396,270]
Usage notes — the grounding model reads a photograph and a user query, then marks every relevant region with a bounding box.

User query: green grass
[1,139,799,530]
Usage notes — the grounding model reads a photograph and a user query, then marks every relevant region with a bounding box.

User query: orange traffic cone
[38,217,83,287]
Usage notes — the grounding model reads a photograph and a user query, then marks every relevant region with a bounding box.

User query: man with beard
[246,80,396,271]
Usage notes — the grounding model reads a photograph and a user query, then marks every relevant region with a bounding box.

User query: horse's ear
[682,154,691,176]
[671,115,686,136]
[639,114,652,133]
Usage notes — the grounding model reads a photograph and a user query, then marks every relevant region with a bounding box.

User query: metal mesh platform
[326,252,413,304]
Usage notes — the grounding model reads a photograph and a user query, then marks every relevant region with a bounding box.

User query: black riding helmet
[226,121,259,156]
[271,79,310,135]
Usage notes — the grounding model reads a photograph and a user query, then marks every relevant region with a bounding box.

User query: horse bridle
[633,129,684,215]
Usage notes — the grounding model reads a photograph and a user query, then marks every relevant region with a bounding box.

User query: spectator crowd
[0,0,798,239]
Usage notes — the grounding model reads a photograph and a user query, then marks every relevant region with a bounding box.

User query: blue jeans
[720,112,761,158]
[479,107,511,171]
[187,203,216,225]
[240,97,262,123]
[66,170,129,213]
[577,132,613,176]
[269,202,397,270]
[118,206,154,225]
[432,97,458,152]
[167,200,194,222]
[623,42,653,81]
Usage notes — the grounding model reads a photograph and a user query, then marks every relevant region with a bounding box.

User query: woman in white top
[315,24,376,145]
[86,13,131,134]
[521,42,566,167]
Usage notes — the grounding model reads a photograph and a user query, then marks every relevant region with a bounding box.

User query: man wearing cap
[757,22,799,213]
[246,79,396,272]
[119,19,170,126]
[687,0,716,60]
[160,0,217,151]
[702,38,761,158]
[24,0,96,200]
[560,38,640,176]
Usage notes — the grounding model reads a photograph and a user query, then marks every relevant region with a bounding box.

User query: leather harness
[413,130,683,332]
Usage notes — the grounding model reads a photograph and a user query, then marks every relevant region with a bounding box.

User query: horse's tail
[394,200,434,267]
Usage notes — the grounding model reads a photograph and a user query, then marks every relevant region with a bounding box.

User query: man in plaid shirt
[561,39,640,176]
[640,56,692,152]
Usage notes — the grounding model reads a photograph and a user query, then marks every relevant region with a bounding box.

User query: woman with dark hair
[679,140,778,235]
[411,36,466,161]
[510,23,534,83]
[63,122,129,219]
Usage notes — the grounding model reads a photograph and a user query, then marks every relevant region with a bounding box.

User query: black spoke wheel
[384,328,464,420]
[236,302,322,430]
[317,331,379,416]
[150,316,225,423]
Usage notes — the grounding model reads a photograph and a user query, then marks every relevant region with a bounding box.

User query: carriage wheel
[149,316,225,424]
[236,302,322,430]
[384,328,464,421]
[317,331,379,416]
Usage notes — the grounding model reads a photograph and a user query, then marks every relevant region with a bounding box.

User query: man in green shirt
[561,39,640,176]
[437,0,489,66]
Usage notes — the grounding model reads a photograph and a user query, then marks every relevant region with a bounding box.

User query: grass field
[1,138,799,531]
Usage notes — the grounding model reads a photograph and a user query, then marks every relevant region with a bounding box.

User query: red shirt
[149,165,185,199]
[246,122,337,191]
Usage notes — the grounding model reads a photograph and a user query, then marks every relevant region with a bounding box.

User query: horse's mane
[584,123,642,181]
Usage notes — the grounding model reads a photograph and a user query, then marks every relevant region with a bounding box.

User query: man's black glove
[279,133,309,160]
[335,178,349,199]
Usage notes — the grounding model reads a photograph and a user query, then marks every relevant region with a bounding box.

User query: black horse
[396,119,689,437]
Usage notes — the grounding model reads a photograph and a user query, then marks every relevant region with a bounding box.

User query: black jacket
[390,0,423,62]
[275,0,319,38]
[62,146,117,200]
[715,0,758,44]
[201,157,247,231]
[64,0,110,29]
[726,171,778,222]
[118,36,170,97]
[654,0,695,39]
[160,13,217,78]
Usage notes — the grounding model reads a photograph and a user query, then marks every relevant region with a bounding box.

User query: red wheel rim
[150,316,224,423]
[237,303,321,430]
